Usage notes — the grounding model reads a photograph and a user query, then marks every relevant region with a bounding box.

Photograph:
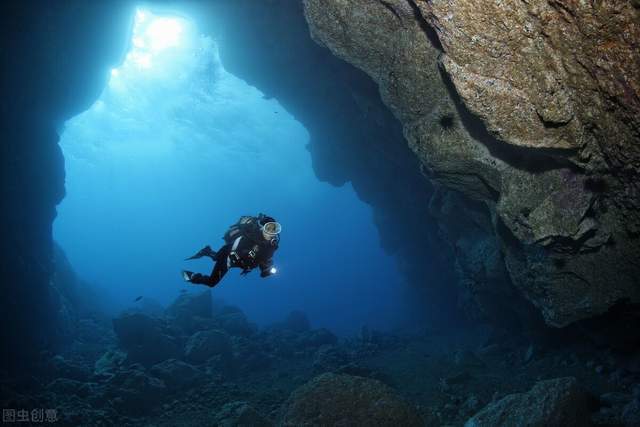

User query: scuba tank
[223,215,256,244]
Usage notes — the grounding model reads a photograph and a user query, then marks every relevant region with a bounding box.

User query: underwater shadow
[437,65,579,174]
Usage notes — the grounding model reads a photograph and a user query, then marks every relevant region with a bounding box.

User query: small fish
[134,296,143,302]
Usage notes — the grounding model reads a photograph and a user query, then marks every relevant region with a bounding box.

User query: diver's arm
[259,259,276,278]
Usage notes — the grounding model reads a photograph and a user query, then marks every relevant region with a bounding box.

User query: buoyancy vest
[224,216,272,269]
[223,216,259,245]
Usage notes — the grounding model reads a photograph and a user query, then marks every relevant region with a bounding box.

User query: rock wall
[207,0,545,330]
[303,0,640,327]
[207,0,481,328]
[0,1,132,367]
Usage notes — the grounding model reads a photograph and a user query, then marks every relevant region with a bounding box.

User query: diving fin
[185,245,217,260]
[182,270,194,282]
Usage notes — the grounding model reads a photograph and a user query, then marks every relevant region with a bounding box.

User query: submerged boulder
[106,366,167,415]
[312,345,350,374]
[282,373,422,426]
[49,355,90,381]
[94,349,126,377]
[112,313,180,366]
[214,401,271,427]
[150,359,201,390]
[46,378,93,398]
[184,329,232,364]
[166,290,212,318]
[454,350,486,369]
[622,398,640,427]
[231,336,271,372]
[215,310,255,337]
[298,328,337,348]
[166,290,213,333]
[275,310,310,333]
[465,377,589,427]
[131,297,165,318]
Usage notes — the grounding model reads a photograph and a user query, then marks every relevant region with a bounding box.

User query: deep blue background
[54,10,411,335]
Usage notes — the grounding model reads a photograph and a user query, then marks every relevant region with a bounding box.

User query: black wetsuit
[190,224,278,287]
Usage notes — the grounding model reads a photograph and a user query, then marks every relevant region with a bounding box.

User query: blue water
[53,10,408,335]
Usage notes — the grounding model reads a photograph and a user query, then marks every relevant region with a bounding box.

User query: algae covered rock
[465,377,589,427]
[184,329,232,364]
[215,310,255,337]
[298,328,337,348]
[312,345,350,374]
[46,378,93,398]
[166,290,213,333]
[150,359,201,389]
[106,365,167,415]
[166,290,212,319]
[49,355,90,381]
[622,398,640,427]
[282,372,422,426]
[94,349,126,376]
[112,312,180,366]
[214,401,271,427]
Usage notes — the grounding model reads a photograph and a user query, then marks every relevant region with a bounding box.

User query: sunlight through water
[54,7,405,335]
[112,9,190,73]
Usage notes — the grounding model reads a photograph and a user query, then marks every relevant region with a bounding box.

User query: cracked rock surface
[303,0,640,327]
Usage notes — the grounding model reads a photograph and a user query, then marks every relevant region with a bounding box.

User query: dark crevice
[574,300,640,352]
[438,65,579,174]
[552,257,567,268]
[541,228,599,254]
[405,0,444,52]
[379,0,403,24]
[478,175,501,201]
[494,214,523,254]
[584,176,609,193]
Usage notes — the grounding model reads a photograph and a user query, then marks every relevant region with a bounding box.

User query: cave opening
[52,8,412,335]
[4,2,640,424]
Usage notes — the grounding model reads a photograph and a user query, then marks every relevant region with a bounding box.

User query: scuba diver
[182,213,281,288]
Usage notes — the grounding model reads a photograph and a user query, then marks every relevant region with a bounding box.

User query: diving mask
[261,221,281,236]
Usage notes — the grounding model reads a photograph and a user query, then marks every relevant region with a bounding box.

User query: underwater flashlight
[270,267,277,275]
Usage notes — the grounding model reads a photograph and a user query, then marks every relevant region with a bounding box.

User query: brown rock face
[282,373,422,426]
[420,1,640,154]
[465,377,590,427]
[304,0,640,326]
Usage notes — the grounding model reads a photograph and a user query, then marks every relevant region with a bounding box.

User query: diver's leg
[188,245,231,287]
[207,259,229,287]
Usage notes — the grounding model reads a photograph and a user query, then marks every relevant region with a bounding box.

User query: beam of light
[136,9,147,24]
[127,51,152,69]
[110,9,189,75]
[146,17,183,51]
[132,36,145,48]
